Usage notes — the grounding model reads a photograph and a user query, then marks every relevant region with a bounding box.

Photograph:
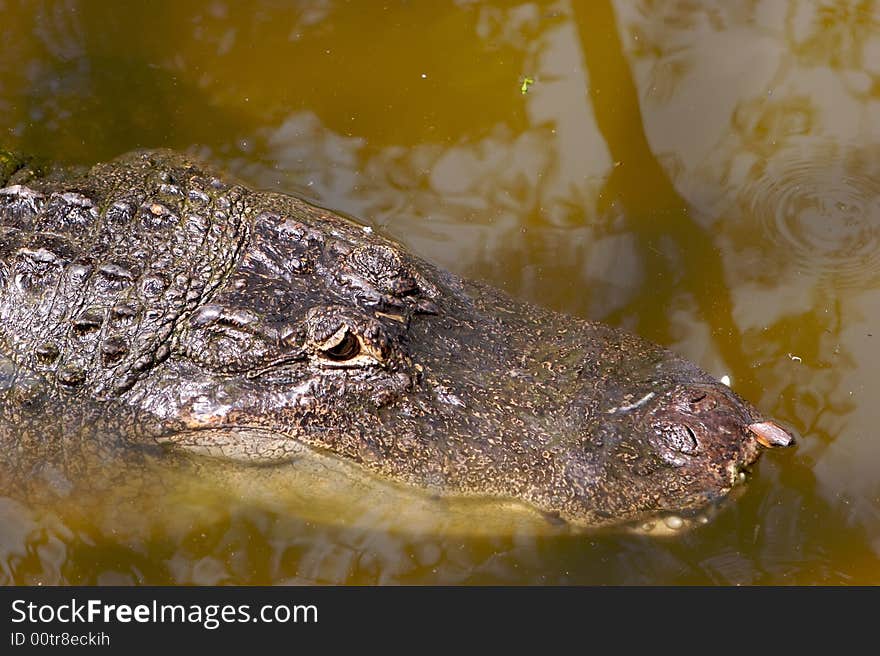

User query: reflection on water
[0,452,615,585]
[1,0,880,583]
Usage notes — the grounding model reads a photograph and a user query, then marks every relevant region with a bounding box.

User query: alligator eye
[321,330,361,361]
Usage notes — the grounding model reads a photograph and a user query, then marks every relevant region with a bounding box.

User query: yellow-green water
[2,0,880,584]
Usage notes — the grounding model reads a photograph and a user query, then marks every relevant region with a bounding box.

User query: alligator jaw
[156,427,306,464]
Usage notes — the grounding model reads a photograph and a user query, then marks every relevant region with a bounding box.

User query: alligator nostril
[653,422,700,455]
[688,391,717,412]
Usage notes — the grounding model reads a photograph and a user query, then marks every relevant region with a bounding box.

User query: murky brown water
[1,0,879,584]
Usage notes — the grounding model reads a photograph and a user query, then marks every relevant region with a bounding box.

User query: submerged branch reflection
[572,0,752,387]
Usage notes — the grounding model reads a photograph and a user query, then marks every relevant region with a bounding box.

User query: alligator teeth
[748,421,795,448]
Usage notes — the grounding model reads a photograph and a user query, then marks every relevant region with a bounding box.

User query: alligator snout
[647,382,795,464]
[574,379,798,524]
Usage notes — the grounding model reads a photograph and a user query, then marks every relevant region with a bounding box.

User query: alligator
[0,149,794,528]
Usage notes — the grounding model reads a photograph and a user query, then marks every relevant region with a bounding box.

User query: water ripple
[740,143,880,288]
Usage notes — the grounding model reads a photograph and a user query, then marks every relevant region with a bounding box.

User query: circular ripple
[740,143,880,288]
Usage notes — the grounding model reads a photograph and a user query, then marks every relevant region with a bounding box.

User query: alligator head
[0,149,793,527]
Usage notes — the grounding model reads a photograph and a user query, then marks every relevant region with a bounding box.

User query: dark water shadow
[570,1,754,388]
[3,1,258,163]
